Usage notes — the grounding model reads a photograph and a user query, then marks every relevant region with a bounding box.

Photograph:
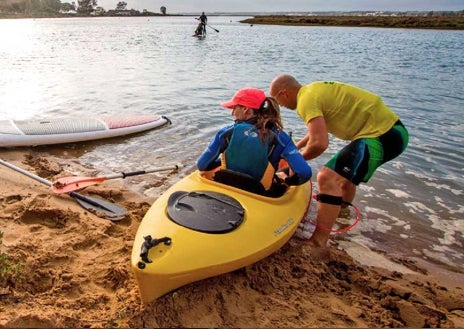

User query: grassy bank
[241,15,464,30]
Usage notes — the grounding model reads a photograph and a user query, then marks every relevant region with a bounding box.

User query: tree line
[0,0,97,15]
[0,0,155,16]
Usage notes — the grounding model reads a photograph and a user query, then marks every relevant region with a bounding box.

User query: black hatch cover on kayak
[167,191,245,233]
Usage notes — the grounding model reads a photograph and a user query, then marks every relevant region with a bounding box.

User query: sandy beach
[1,148,463,328]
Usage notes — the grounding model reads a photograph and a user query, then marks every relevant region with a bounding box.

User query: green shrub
[0,231,24,287]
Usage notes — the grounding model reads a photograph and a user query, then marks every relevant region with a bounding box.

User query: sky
[95,0,464,13]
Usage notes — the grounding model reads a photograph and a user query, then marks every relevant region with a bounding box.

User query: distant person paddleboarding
[194,11,207,37]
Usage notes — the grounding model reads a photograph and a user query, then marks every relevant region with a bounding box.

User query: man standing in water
[196,12,207,36]
[269,74,409,247]
[199,12,207,25]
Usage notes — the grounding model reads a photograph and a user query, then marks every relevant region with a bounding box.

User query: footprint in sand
[1,194,25,217]
[19,207,78,229]
[1,194,78,229]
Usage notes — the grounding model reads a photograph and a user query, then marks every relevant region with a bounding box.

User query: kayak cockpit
[200,169,288,198]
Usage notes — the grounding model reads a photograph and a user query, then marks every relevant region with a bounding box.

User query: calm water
[0,16,463,271]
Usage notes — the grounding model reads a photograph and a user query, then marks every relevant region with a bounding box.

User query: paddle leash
[0,159,127,221]
[308,194,361,233]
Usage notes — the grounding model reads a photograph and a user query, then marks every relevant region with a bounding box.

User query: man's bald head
[270,74,302,110]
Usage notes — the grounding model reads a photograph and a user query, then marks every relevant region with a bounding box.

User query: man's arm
[300,116,329,161]
[296,134,309,149]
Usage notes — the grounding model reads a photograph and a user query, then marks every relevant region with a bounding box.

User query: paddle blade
[70,192,127,221]
[52,176,107,194]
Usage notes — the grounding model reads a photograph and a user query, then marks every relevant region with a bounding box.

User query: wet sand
[1,149,463,327]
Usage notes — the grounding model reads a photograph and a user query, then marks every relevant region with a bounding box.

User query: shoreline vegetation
[240,14,464,30]
[1,13,464,30]
[0,9,463,30]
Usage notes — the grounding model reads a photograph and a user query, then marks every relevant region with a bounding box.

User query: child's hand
[275,171,288,181]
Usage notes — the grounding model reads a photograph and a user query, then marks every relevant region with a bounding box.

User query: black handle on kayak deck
[138,235,172,268]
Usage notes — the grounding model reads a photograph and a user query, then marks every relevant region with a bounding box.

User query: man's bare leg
[307,167,347,247]
[307,202,340,247]
[341,180,356,208]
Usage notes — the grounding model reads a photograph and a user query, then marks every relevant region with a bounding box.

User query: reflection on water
[0,16,463,271]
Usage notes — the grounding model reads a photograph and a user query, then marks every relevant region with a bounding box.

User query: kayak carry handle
[138,235,171,269]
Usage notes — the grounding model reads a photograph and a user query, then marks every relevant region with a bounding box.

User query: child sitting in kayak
[196,87,312,196]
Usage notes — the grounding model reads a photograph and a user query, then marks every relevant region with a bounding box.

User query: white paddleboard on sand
[0,114,171,147]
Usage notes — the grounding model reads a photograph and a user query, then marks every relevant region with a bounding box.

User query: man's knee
[317,167,339,186]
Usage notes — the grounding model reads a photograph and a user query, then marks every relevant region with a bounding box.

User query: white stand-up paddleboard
[0,114,171,147]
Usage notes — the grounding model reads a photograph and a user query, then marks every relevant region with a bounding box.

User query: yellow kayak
[131,170,312,303]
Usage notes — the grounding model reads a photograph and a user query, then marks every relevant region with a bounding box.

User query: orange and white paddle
[52,163,183,194]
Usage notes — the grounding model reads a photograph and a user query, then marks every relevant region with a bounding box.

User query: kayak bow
[131,170,312,302]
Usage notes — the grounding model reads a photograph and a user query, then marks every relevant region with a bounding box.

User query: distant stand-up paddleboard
[0,114,171,147]
[192,31,206,38]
